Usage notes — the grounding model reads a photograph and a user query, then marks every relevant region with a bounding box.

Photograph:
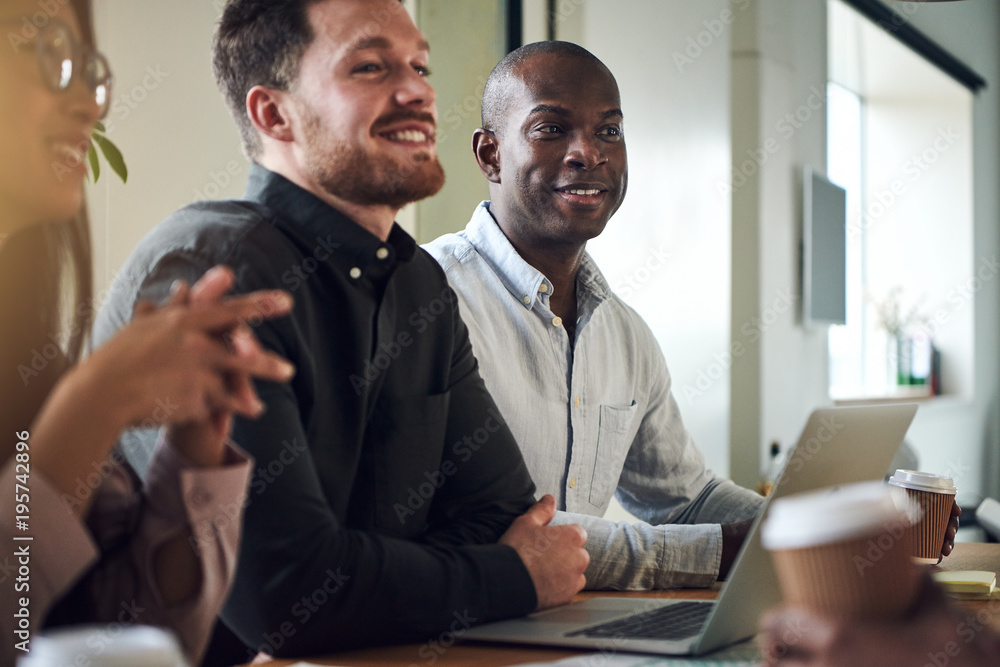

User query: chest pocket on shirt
[589,401,639,507]
[369,392,450,536]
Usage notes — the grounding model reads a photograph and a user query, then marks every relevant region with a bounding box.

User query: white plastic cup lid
[888,469,957,494]
[762,480,921,551]
[17,626,186,667]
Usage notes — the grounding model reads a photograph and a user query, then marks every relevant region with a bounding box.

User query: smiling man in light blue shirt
[423,41,764,589]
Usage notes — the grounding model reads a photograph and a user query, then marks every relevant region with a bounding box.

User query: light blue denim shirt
[423,202,765,589]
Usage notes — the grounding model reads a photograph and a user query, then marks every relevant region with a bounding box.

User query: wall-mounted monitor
[803,167,847,327]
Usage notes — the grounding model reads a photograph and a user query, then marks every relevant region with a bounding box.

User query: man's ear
[472,128,501,184]
[247,85,295,144]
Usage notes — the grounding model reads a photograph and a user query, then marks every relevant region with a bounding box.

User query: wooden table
[932,542,1000,634]
[238,542,1000,666]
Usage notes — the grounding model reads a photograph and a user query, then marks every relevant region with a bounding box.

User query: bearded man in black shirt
[93,0,588,660]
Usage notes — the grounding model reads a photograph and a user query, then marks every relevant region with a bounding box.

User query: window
[827,0,974,400]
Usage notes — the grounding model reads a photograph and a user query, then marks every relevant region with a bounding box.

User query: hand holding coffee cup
[888,469,958,564]
[762,481,922,619]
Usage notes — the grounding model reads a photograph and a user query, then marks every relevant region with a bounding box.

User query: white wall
[728,0,832,488]
[412,0,503,243]
[89,0,247,298]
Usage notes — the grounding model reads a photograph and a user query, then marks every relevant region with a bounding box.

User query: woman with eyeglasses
[0,0,295,663]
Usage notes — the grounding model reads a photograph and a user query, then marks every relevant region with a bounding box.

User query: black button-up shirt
[94,165,538,656]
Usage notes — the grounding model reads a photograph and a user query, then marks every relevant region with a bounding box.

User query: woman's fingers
[114,272,295,427]
[214,386,263,419]
[208,344,295,384]
[133,299,158,318]
[212,412,233,440]
[152,367,254,424]
[225,323,267,411]
[168,279,191,305]
[183,290,294,334]
[170,328,290,415]
[186,271,285,419]
[189,266,235,303]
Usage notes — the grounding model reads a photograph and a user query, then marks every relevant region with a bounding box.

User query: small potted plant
[868,286,930,387]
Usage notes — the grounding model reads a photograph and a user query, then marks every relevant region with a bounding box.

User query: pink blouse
[1,433,251,665]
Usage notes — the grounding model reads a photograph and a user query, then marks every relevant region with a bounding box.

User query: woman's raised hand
[100,266,295,432]
[157,267,296,466]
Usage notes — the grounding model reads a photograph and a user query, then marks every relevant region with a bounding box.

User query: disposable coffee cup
[17,625,186,666]
[762,481,921,619]
[889,469,957,564]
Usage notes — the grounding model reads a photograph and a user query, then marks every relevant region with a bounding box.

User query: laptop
[464,403,918,656]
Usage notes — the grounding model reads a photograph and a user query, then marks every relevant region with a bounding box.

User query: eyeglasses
[37,19,112,117]
[4,18,113,118]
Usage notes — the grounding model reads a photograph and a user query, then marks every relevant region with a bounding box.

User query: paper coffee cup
[889,469,957,564]
[762,481,921,619]
[17,625,186,666]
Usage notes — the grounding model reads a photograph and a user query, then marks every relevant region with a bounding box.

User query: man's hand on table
[500,494,589,610]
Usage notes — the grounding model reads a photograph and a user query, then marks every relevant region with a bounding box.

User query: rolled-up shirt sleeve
[130,434,252,661]
[0,433,251,666]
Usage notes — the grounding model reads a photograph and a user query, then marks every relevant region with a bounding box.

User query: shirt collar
[464,201,611,309]
[576,251,612,304]
[244,164,417,267]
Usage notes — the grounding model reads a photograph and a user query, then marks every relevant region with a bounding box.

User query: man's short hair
[213,0,323,159]
[481,41,609,136]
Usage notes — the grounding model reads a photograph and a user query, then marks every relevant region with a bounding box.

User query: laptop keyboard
[566,601,713,641]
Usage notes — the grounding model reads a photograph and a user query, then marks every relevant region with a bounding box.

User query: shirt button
[522,296,531,305]
[375,247,390,260]
[569,478,576,489]
[349,267,362,279]
[552,316,563,327]
[538,284,549,293]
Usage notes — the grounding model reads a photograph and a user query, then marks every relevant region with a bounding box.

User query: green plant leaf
[94,120,106,133]
[92,132,128,183]
[87,144,101,182]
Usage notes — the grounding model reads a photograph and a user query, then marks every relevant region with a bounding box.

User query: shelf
[832,385,936,405]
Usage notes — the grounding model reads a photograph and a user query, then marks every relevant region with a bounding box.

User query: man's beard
[300,107,445,210]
